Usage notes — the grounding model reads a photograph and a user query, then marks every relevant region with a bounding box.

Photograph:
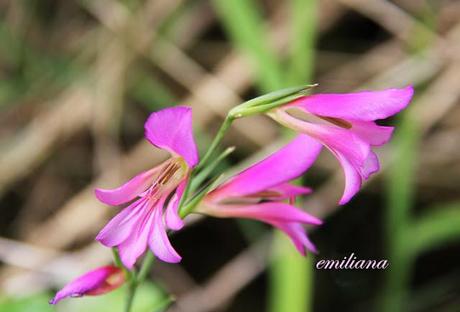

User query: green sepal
[229,84,317,118]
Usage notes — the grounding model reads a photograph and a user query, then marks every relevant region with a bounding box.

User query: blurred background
[1,0,460,311]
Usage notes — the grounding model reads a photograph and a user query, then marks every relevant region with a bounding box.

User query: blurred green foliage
[0,293,53,312]
[0,282,169,312]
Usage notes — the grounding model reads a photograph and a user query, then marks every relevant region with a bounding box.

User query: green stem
[177,115,235,217]
[112,248,124,269]
[124,252,155,312]
[124,281,137,312]
[112,247,135,283]
[189,146,235,194]
[195,115,234,172]
[138,252,155,283]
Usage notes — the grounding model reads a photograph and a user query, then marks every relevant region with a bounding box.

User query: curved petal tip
[145,106,199,167]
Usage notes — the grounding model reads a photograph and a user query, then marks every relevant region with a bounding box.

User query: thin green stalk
[190,146,235,194]
[138,252,155,283]
[112,248,124,269]
[177,113,235,226]
[176,115,235,227]
[124,252,155,312]
[179,174,222,218]
[195,115,235,173]
[124,281,137,312]
[112,248,135,282]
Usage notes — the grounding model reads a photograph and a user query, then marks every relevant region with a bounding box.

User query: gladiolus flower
[49,265,125,304]
[268,86,414,204]
[198,135,323,255]
[95,106,199,267]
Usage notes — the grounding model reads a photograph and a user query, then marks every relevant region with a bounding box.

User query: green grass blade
[287,0,317,84]
[129,70,176,109]
[408,203,460,256]
[211,0,283,91]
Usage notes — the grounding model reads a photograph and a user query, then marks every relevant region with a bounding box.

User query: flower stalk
[195,114,235,172]
[122,252,155,312]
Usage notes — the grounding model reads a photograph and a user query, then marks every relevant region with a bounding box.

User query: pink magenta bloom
[198,135,323,255]
[49,265,125,304]
[95,106,199,267]
[268,86,414,204]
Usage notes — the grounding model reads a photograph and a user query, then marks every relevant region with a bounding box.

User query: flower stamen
[158,161,181,185]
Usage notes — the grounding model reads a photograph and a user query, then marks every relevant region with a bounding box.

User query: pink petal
[95,167,160,206]
[149,205,182,263]
[274,112,374,204]
[209,135,322,201]
[96,198,148,247]
[349,121,394,146]
[290,86,413,121]
[145,106,199,167]
[206,202,322,225]
[267,183,312,199]
[118,199,158,269]
[49,266,124,304]
[332,148,380,204]
[273,109,387,204]
[270,221,318,255]
[165,179,187,231]
[362,150,380,179]
[333,151,362,205]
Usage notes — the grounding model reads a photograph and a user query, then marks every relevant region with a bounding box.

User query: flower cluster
[50,86,413,304]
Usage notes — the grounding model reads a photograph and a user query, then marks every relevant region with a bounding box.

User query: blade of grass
[129,70,177,109]
[211,0,283,92]
[380,113,420,312]
[408,203,460,256]
[287,0,317,84]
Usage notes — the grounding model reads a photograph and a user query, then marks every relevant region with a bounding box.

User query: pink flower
[268,86,414,204]
[95,106,199,267]
[198,135,323,255]
[49,265,125,304]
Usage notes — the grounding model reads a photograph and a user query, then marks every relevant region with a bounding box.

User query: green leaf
[287,0,317,84]
[408,203,460,256]
[129,70,176,110]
